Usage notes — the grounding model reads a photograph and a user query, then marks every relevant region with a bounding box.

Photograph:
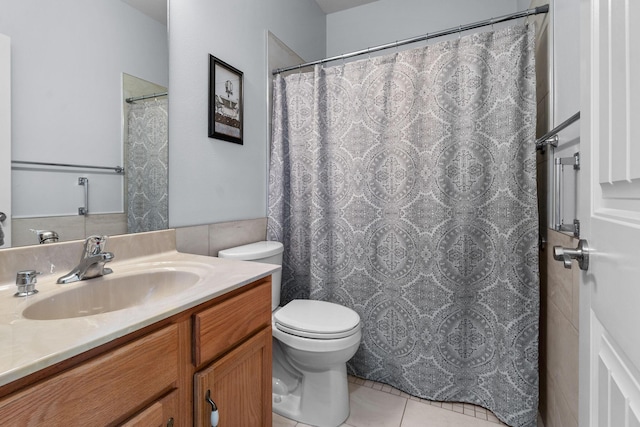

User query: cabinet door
[194,328,272,427]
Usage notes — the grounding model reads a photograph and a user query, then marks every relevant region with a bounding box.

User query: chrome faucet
[57,235,115,284]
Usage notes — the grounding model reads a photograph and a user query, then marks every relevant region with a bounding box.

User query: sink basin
[22,268,202,320]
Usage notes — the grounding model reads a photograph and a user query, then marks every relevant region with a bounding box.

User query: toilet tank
[218,241,283,311]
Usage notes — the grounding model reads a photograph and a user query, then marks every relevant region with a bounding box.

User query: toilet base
[272,364,350,427]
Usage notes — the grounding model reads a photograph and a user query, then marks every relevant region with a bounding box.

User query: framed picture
[209,55,243,144]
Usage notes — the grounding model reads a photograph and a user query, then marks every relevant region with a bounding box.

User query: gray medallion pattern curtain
[268,25,539,427]
[126,98,169,233]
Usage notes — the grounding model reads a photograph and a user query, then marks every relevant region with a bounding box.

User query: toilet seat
[274,300,360,340]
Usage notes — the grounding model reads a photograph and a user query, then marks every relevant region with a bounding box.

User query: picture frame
[208,55,243,144]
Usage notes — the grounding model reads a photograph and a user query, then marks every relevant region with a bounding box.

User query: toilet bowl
[218,241,362,427]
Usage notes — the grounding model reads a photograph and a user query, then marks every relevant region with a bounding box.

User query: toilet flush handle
[206,390,219,427]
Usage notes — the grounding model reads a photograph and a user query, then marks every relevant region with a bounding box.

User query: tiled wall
[539,231,579,427]
[175,218,268,257]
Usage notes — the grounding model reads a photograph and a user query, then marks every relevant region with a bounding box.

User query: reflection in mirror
[123,73,168,233]
[1,0,168,248]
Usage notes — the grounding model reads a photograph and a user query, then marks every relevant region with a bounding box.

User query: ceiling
[121,0,167,24]
[313,0,379,14]
[120,0,380,24]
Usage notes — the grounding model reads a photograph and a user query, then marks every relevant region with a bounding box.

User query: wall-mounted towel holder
[553,152,580,237]
[78,177,89,216]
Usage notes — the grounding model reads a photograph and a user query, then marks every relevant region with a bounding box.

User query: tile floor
[273,376,513,427]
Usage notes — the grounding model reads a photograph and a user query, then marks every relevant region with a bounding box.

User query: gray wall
[326,0,519,57]
[168,0,538,229]
[168,0,326,228]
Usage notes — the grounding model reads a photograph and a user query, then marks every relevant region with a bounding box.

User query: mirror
[1,0,168,248]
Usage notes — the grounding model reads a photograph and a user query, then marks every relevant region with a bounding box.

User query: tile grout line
[349,375,506,425]
[398,393,409,427]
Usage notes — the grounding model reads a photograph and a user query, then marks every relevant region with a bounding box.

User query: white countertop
[0,251,278,387]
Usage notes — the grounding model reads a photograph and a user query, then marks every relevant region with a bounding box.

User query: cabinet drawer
[122,390,178,427]
[0,324,179,426]
[193,278,271,366]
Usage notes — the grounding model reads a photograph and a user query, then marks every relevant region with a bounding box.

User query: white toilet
[218,241,362,427]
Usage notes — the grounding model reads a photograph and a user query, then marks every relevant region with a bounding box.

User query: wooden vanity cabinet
[0,276,273,427]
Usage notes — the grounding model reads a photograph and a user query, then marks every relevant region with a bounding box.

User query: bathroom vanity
[0,230,276,426]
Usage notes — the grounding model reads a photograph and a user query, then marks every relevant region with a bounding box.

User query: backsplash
[1,218,267,286]
[176,218,267,256]
[0,229,175,286]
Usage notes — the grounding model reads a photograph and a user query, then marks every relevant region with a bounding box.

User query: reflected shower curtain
[126,98,168,233]
[268,25,539,427]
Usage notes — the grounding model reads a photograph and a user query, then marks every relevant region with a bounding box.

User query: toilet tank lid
[218,241,283,260]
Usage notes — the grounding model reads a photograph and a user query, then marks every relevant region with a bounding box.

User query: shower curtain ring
[490,18,495,31]
[458,25,462,39]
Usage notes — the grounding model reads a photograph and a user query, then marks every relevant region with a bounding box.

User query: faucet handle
[15,270,41,297]
[83,235,108,257]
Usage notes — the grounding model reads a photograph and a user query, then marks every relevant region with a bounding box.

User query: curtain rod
[535,111,580,151]
[125,92,168,103]
[11,160,125,174]
[273,5,549,75]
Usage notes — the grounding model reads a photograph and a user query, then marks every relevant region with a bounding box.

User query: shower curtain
[126,98,169,233]
[268,25,539,427]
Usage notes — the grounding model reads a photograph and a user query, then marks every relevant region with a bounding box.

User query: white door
[0,34,11,248]
[579,1,640,425]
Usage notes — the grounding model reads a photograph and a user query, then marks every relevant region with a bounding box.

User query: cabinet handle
[205,390,219,427]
